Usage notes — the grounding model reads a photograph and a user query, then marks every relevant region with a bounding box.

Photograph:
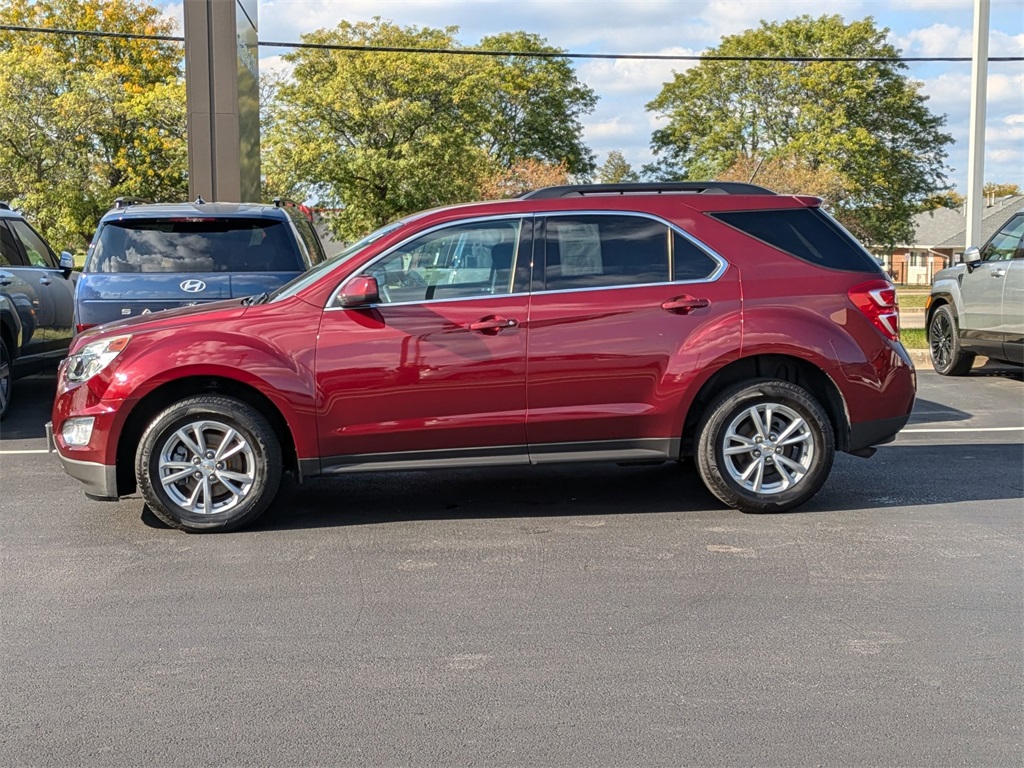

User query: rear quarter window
[87,218,303,274]
[710,208,882,273]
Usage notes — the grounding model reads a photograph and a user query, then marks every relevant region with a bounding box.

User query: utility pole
[965,0,990,254]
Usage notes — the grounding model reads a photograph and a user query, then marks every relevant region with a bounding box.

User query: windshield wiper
[242,292,269,306]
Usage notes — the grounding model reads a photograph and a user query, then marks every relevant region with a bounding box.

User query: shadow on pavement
[212,441,1023,533]
[0,373,56,440]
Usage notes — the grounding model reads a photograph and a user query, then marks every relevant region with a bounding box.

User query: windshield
[267,219,407,302]
[89,218,302,274]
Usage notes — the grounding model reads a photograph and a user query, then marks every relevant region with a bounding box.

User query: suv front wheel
[136,395,282,532]
[928,304,975,376]
[696,379,835,513]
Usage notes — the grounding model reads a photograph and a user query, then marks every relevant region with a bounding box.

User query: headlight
[65,335,131,383]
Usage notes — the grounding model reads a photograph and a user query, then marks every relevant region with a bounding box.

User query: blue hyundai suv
[75,199,327,333]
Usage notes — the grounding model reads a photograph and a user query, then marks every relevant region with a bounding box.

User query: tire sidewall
[137,397,281,532]
[928,305,973,376]
[697,380,835,513]
[928,305,956,375]
[0,337,11,421]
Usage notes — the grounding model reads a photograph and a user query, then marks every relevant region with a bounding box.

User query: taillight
[848,279,899,341]
[76,323,96,334]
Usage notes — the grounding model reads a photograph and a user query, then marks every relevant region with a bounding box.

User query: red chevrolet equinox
[49,183,915,532]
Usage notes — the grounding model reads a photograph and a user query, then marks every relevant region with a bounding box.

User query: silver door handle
[39,277,52,286]
[991,269,1006,278]
[0,273,11,286]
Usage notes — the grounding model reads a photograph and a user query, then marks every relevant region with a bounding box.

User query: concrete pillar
[184,0,261,203]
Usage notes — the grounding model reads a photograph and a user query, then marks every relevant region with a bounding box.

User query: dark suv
[50,182,916,532]
[0,203,76,419]
[74,198,327,333]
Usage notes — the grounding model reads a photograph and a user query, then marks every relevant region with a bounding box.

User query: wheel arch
[680,354,850,456]
[926,290,957,328]
[0,300,22,362]
[114,375,298,497]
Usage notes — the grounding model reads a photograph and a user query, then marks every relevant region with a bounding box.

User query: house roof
[906,196,1024,250]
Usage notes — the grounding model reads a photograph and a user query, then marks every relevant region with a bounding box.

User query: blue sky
[163,0,1024,192]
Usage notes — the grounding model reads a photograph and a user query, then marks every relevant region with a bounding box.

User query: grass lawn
[897,292,930,309]
[901,327,927,349]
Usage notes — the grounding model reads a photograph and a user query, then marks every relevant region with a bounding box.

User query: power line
[1,24,1022,62]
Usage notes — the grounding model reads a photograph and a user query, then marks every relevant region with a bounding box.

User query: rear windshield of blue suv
[88,218,303,273]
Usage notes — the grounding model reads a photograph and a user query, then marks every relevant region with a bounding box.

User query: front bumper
[47,420,119,500]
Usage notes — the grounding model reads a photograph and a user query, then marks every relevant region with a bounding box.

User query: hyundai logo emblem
[180,279,207,293]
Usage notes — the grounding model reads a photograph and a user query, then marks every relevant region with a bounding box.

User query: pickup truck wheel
[136,395,282,532]
[0,337,11,420]
[928,305,974,376]
[696,379,835,513]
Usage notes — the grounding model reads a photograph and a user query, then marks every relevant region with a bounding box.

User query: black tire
[136,395,282,532]
[928,304,974,376]
[696,379,835,513]
[0,337,11,420]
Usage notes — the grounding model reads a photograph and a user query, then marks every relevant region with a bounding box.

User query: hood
[932,263,966,283]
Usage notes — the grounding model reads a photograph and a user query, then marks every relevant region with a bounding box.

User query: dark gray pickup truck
[0,204,77,419]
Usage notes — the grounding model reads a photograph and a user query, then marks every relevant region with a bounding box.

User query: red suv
[49,183,915,532]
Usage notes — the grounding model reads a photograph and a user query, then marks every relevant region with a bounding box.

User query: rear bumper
[48,421,119,499]
[848,413,911,453]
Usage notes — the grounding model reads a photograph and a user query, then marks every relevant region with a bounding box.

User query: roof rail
[273,197,314,222]
[112,196,153,209]
[520,182,776,200]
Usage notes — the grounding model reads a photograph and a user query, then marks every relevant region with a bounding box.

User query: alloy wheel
[157,419,257,516]
[721,402,815,495]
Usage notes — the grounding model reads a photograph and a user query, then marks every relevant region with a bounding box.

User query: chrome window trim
[324,210,729,310]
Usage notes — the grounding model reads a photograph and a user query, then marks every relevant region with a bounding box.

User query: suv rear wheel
[696,379,835,513]
[136,395,282,532]
[928,304,975,376]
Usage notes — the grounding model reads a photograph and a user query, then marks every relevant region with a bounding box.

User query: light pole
[965,0,990,252]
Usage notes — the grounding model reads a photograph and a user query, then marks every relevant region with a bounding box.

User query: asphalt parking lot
[1,363,1021,766]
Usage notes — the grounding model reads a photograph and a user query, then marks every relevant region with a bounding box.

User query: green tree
[646,15,953,250]
[263,19,598,239]
[265,20,486,240]
[0,0,186,248]
[473,31,596,176]
[597,151,640,183]
[983,182,1021,198]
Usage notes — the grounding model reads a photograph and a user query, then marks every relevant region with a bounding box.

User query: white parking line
[0,449,51,455]
[901,427,1024,433]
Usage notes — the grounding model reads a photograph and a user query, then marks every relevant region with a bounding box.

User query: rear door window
[541,214,669,291]
[710,208,881,272]
[88,218,302,273]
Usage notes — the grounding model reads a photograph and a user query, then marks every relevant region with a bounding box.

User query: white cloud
[577,49,698,96]
[895,23,969,57]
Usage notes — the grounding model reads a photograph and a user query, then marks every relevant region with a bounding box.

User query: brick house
[882,195,1024,285]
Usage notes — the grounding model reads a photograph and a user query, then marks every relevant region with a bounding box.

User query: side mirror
[59,251,75,277]
[335,275,380,307]
[962,246,982,272]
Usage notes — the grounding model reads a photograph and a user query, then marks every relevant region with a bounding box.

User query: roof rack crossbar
[520,182,776,200]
